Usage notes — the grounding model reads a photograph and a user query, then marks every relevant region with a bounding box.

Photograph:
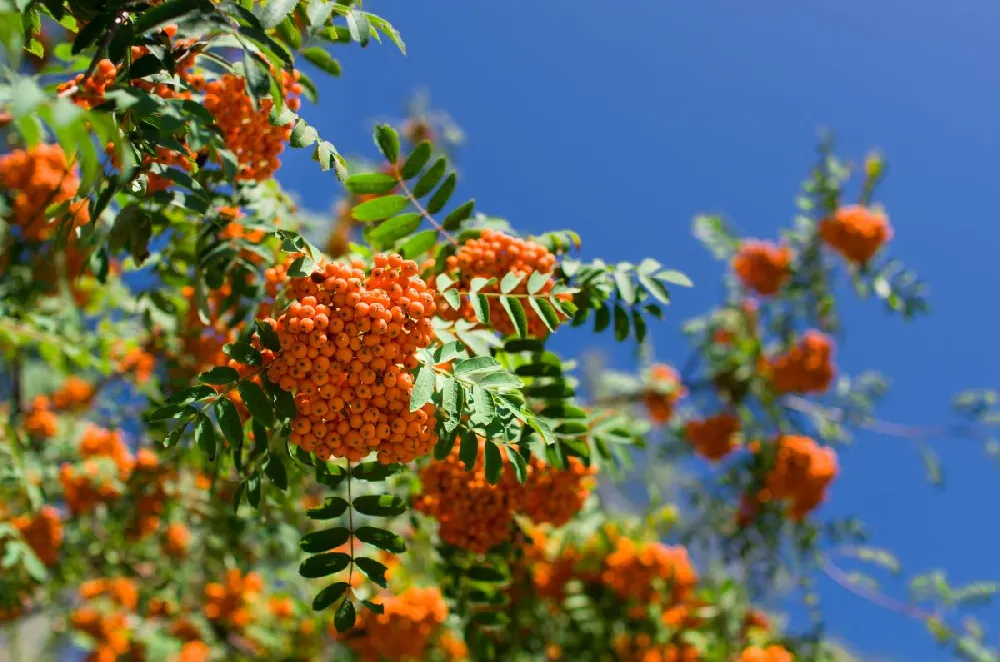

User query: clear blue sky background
[277,1,1000,658]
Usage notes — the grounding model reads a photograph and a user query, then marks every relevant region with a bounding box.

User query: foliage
[0,2,997,661]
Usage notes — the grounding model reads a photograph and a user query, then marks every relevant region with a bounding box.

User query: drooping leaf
[194,415,217,460]
[300,527,352,553]
[238,380,275,427]
[312,581,350,611]
[300,551,352,577]
[409,365,435,411]
[354,527,406,553]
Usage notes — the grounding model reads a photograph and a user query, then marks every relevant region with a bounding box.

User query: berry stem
[821,554,936,623]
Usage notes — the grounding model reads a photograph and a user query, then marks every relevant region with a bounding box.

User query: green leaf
[426,173,457,215]
[442,200,474,231]
[72,13,112,54]
[194,415,217,461]
[401,230,437,258]
[476,372,522,389]
[302,46,342,76]
[409,365,435,411]
[316,463,347,488]
[400,141,432,179]
[148,403,197,423]
[638,271,671,305]
[290,120,319,148]
[224,342,263,366]
[454,356,501,377]
[527,271,550,295]
[613,268,636,304]
[308,497,350,520]
[632,309,647,343]
[500,272,523,294]
[507,447,528,483]
[131,0,200,36]
[500,297,528,337]
[247,472,262,508]
[468,565,508,583]
[613,304,629,341]
[413,157,446,198]
[257,0,298,28]
[345,8,371,46]
[656,270,692,287]
[238,380,275,427]
[345,173,396,195]
[352,462,403,481]
[354,527,406,553]
[264,454,288,490]
[243,49,271,102]
[470,386,495,426]
[167,385,216,405]
[199,366,240,385]
[484,441,502,485]
[529,297,560,332]
[300,551,352,577]
[355,557,389,588]
[373,124,400,165]
[370,213,421,245]
[163,420,190,448]
[365,12,405,53]
[470,293,490,325]
[334,595,356,632]
[312,581,349,611]
[213,397,244,448]
[352,494,407,517]
[129,53,166,80]
[300,527,351,553]
[351,194,409,223]
[255,320,281,352]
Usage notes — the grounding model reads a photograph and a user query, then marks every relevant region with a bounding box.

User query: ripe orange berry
[738,645,794,662]
[11,506,63,566]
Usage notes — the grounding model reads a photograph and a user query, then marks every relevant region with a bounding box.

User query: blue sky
[279,1,1000,657]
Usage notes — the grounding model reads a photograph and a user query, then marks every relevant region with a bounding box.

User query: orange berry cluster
[71,577,141,662]
[347,586,450,662]
[732,240,792,296]
[57,58,119,108]
[51,376,96,411]
[59,426,135,514]
[163,522,191,558]
[738,645,794,662]
[203,568,263,630]
[25,395,58,438]
[0,143,90,241]
[267,255,438,463]
[11,505,63,566]
[601,538,698,607]
[441,229,565,337]
[519,456,596,527]
[643,364,685,424]
[113,343,157,384]
[684,412,741,462]
[203,69,303,181]
[612,635,699,662]
[417,443,596,552]
[128,448,170,539]
[819,205,893,265]
[415,440,522,553]
[762,434,838,521]
[521,530,587,602]
[177,641,211,662]
[763,329,835,394]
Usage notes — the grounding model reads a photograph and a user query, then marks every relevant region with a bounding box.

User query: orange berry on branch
[819,204,893,266]
[732,239,792,296]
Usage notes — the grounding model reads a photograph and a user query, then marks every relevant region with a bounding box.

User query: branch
[396,176,459,247]
[821,555,937,623]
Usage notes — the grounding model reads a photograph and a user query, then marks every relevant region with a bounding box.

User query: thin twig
[396,177,459,247]
[821,555,936,623]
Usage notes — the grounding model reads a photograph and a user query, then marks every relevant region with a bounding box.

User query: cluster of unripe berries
[267,255,438,463]
[0,143,89,241]
[732,240,792,296]
[819,205,893,266]
[763,329,836,394]
[203,68,303,181]
[415,440,596,553]
[440,229,566,337]
[761,434,838,521]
